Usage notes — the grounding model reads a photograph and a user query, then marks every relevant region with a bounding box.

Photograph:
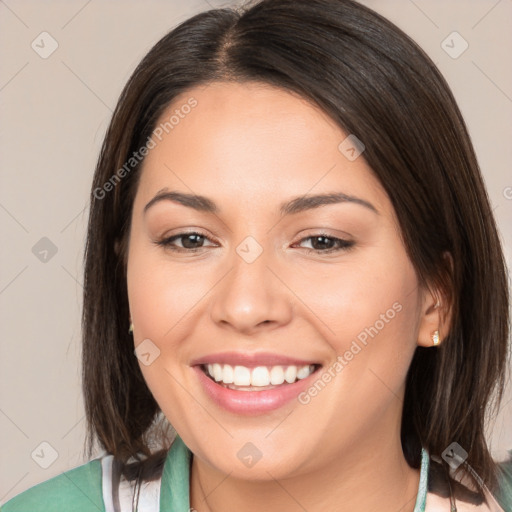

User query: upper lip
[190,351,321,368]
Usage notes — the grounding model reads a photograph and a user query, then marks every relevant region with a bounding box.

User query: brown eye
[175,233,205,249]
[155,231,217,252]
[295,234,355,254]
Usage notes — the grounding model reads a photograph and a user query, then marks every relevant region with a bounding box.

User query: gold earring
[129,322,134,334]
[432,330,440,346]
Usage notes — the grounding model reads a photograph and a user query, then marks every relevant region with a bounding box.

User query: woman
[2,0,511,510]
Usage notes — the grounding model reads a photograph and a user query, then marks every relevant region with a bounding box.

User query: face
[126,81,430,480]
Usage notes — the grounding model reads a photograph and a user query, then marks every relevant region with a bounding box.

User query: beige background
[1,0,511,503]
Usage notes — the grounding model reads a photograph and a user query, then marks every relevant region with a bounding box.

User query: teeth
[284,366,297,383]
[204,363,316,387]
[213,364,223,382]
[233,365,251,386]
[297,365,311,379]
[251,366,270,386]
[270,366,285,385]
[222,364,234,384]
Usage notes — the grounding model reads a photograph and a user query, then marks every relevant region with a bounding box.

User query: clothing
[1,436,511,511]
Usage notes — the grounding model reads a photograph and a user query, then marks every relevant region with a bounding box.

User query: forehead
[135,81,387,213]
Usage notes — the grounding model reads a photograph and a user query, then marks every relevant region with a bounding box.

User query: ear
[416,253,454,348]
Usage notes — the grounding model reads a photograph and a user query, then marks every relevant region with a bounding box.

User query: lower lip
[193,365,319,415]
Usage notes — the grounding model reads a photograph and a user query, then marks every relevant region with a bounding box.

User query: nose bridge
[209,236,292,333]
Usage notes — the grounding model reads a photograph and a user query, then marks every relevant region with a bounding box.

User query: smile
[193,359,322,414]
[202,363,317,390]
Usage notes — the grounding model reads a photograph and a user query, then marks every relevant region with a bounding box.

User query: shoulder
[425,451,512,511]
[0,458,103,512]
[495,451,512,510]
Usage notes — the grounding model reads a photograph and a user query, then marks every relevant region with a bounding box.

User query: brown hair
[82,0,510,502]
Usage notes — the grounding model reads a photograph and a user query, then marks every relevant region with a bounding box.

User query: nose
[209,245,293,335]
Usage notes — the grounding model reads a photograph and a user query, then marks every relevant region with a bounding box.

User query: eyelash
[154,231,355,255]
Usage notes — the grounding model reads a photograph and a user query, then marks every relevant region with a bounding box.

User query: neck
[190,432,421,512]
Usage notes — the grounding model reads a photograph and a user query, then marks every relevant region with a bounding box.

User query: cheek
[342,282,420,378]
[288,249,421,413]
[126,243,205,421]
[127,241,212,345]
[290,249,419,350]
[287,255,421,443]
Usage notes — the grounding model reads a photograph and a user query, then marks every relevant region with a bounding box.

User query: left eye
[294,234,354,253]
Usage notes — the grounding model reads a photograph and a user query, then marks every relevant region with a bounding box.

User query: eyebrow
[143,189,379,216]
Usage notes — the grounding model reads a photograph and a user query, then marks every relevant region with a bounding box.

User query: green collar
[160,435,429,511]
[160,435,191,510]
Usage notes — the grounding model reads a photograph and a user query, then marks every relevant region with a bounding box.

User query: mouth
[199,363,322,391]
[190,351,324,414]
[192,359,323,415]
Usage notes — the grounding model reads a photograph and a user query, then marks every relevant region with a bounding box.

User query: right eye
[154,231,218,252]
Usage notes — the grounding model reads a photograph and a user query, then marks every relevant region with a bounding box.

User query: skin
[126,81,451,512]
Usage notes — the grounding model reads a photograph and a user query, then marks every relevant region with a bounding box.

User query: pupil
[183,234,203,249]
[313,236,333,250]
